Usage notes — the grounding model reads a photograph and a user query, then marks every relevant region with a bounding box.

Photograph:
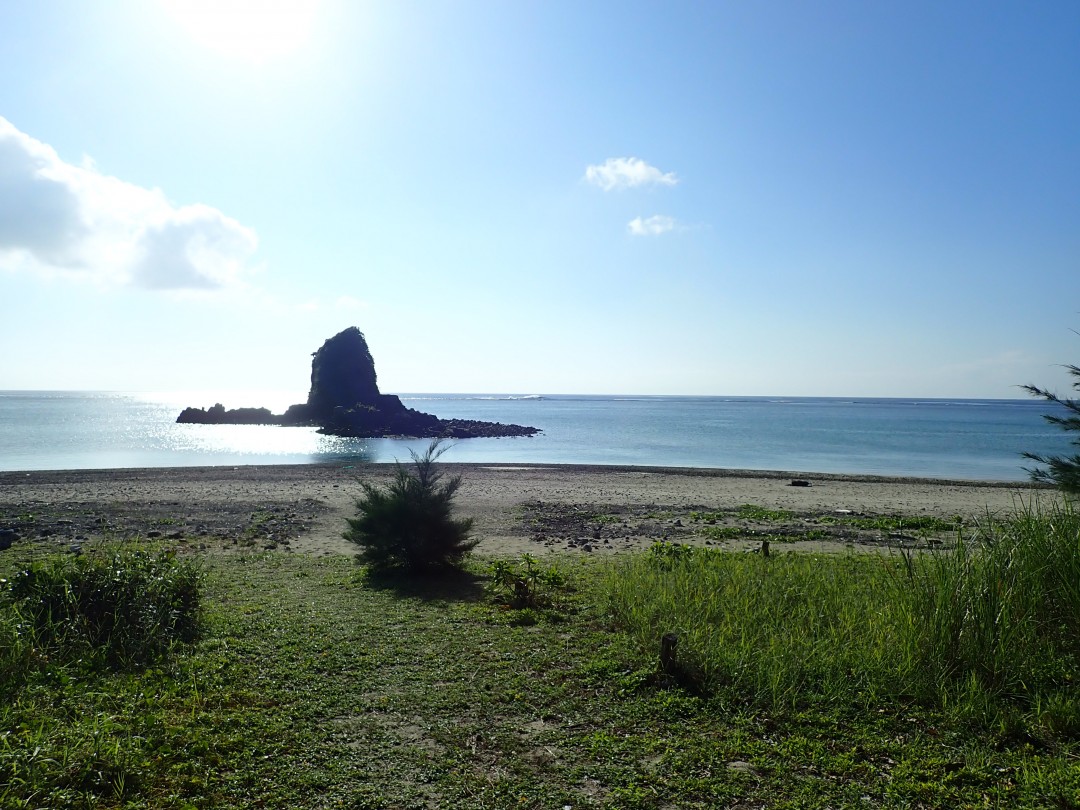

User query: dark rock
[0,528,16,550]
[178,326,540,439]
[177,404,281,425]
[790,479,811,487]
[281,402,315,424]
[305,327,381,418]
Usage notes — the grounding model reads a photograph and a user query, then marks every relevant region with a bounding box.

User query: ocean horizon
[0,390,1070,482]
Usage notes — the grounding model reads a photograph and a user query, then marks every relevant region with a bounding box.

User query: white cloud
[0,116,257,291]
[584,157,678,191]
[628,215,676,236]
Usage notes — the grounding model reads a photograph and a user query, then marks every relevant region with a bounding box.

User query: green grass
[815,513,964,533]
[691,504,963,536]
[690,504,795,523]
[1,546,202,681]
[608,500,1080,726]
[1,504,1078,808]
[734,504,795,522]
[588,513,623,525]
[696,525,744,540]
[698,526,832,543]
[609,543,914,706]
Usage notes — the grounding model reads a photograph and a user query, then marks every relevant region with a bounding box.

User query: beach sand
[0,463,1052,559]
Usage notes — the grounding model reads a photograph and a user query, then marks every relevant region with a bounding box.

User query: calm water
[0,391,1070,481]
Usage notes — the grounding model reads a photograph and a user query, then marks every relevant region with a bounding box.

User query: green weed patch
[1,546,202,678]
[816,513,964,533]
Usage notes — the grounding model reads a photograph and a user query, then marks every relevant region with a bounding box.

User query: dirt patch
[519,501,964,554]
[0,497,327,554]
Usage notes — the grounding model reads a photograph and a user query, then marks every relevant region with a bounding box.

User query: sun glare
[161,0,320,63]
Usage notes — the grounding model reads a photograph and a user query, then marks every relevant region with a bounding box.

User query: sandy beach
[0,463,1052,558]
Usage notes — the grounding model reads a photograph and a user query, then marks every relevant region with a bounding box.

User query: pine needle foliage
[1022,362,1080,495]
[344,439,477,572]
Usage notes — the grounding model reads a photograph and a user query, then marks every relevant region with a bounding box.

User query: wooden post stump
[660,632,679,674]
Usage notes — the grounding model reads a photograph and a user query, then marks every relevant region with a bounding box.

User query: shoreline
[0,463,1052,558]
[0,460,1040,487]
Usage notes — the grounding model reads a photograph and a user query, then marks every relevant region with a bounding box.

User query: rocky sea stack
[177,328,540,439]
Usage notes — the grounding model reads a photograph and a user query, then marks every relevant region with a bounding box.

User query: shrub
[0,547,202,673]
[1023,362,1080,494]
[344,439,477,572]
[488,553,566,609]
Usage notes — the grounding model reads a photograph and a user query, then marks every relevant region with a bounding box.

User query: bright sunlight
[161,0,320,63]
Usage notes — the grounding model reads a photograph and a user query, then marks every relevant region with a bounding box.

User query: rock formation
[176,404,281,425]
[177,327,540,439]
[305,326,382,417]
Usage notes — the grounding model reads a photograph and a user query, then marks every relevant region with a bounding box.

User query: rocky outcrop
[177,327,540,439]
[306,326,382,418]
[177,404,281,425]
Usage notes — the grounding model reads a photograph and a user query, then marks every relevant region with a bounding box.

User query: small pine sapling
[344,439,478,571]
[1023,362,1080,495]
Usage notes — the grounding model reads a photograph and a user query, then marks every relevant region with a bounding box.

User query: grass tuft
[1,546,202,682]
[607,499,1080,738]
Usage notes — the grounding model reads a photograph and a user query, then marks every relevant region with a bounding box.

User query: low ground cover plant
[343,439,477,573]
[815,513,963,533]
[688,505,961,548]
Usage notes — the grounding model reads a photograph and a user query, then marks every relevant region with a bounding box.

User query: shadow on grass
[357,563,487,604]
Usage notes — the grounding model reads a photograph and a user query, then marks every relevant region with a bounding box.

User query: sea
[0,391,1071,481]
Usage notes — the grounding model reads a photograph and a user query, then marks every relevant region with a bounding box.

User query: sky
[0,0,1077,399]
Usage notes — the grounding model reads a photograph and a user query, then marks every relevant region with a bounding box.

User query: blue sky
[1,0,1077,399]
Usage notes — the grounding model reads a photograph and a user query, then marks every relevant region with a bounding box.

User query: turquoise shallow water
[0,391,1070,480]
